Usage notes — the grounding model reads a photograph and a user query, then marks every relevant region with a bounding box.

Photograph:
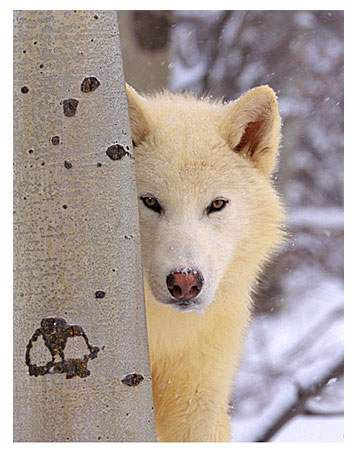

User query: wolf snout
[166,269,204,301]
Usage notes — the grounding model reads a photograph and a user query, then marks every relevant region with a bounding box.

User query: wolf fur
[126,84,284,442]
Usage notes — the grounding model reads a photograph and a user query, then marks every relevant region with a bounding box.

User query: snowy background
[120,10,344,442]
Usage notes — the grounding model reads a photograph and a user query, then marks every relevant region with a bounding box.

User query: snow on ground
[270,416,343,442]
[230,269,343,442]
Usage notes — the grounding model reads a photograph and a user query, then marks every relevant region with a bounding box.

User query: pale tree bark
[13,10,155,442]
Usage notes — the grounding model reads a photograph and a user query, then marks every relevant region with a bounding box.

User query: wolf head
[126,84,284,313]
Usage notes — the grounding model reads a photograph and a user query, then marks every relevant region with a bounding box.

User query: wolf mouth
[166,298,204,313]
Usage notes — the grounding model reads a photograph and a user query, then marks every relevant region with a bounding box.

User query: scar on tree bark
[25,317,99,379]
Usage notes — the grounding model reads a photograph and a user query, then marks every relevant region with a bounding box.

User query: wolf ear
[125,84,152,146]
[220,85,281,175]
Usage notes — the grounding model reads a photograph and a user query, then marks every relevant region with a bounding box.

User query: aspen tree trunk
[13,10,155,442]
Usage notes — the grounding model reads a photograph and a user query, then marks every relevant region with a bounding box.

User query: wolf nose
[166,270,203,301]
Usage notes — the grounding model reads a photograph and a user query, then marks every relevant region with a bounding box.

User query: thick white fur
[126,84,284,441]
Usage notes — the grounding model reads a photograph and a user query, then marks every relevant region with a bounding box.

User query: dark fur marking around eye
[140,196,163,214]
[206,199,229,215]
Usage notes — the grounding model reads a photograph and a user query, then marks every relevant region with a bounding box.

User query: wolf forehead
[135,160,243,203]
[143,98,224,137]
[133,99,229,160]
[126,83,281,178]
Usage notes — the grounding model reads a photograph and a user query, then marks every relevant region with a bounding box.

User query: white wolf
[126,84,284,441]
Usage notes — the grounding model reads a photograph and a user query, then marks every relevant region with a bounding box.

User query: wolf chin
[126,83,284,441]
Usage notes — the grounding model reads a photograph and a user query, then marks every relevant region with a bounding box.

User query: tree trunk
[13,10,155,442]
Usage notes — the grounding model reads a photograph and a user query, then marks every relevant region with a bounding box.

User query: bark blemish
[106,144,130,161]
[63,98,79,117]
[81,77,100,93]
[64,160,72,169]
[25,317,99,379]
[51,135,60,145]
[121,373,144,387]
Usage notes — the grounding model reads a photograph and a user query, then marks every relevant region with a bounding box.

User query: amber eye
[206,198,229,215]
[140,195,163,214]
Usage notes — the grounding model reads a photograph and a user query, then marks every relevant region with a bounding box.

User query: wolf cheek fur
[126,83,284,442]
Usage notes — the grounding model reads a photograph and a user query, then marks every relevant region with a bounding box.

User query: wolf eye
[140,195,163,214]
[206,198,229,215]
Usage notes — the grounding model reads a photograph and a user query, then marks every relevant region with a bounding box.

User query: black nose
[166,269,204,301]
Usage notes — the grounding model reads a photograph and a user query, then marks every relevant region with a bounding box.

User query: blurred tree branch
[201,10,233,93]
[281,307,343,365]
[130,11,172,51]
[303,409,343,417]
[255,358,344,442]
